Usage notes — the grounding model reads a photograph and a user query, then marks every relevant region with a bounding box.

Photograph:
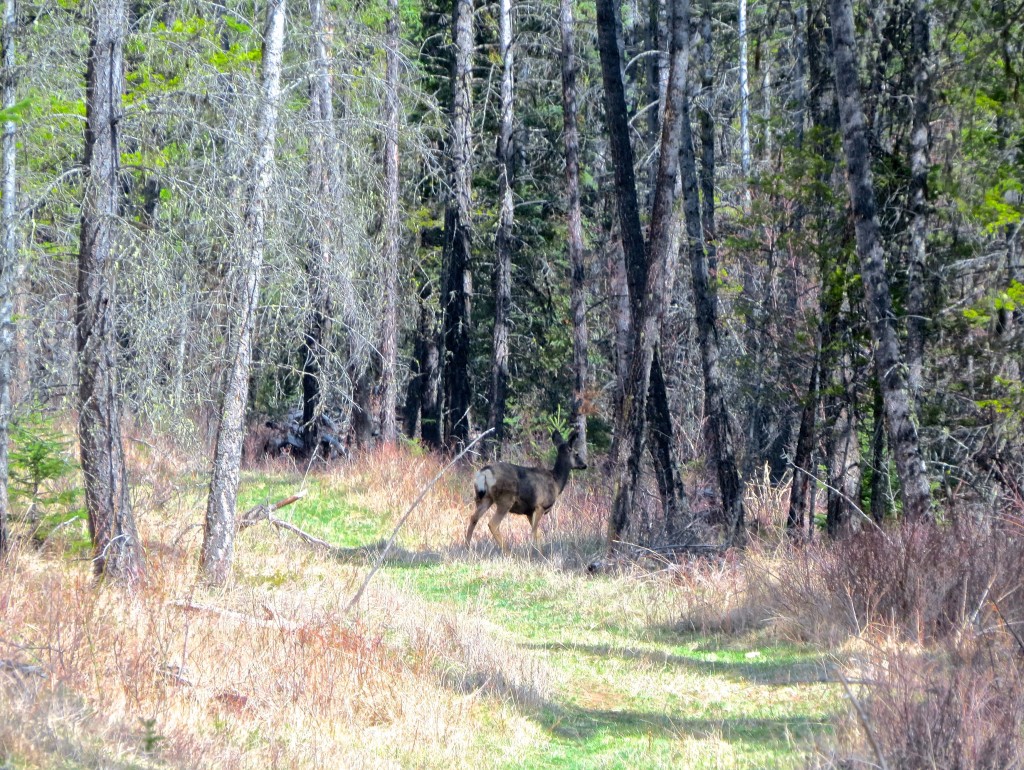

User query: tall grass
[0,441,558,769]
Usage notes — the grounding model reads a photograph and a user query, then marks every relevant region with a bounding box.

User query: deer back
[475,462,560,515]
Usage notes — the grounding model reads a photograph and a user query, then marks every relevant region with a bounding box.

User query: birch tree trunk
[380,0,401,443]
[906,0,932,400]
[737,0,751,201]
[827,0,931,521]
[487,0,514,454]
[0,0,16,556]
[300,0,336,457]
[77,0,141,582]
[202,0,286,585]
[440,0,474,447]
[559,0,588,455]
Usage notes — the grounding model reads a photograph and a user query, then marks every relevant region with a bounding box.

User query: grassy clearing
[1,444,842,769]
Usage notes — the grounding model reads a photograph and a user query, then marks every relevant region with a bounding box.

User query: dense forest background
[0,0,1021,574]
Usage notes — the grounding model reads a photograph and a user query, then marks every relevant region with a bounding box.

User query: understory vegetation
[2,438,1021,769]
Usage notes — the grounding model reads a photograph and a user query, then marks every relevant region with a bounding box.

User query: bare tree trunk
[868,379,888,522]
[787,338,819,535]
[737,0,751,201]
[825,342,861,537]
[379,0,401,443]
[906,0,931,400]
[827,0,931,521]
[683,0,745,545]
[0,0,16,556]
[300,0,336,457]
[560,0,589,455]
[440,0,474,448]
[77,0,141,582]
[202,0,286,586]
[488,0,514,455]
[600,0,689,542]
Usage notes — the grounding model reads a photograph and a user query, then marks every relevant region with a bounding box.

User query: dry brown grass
[0,440,556,769]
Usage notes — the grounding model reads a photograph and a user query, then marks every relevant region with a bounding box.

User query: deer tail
[474,467,495,500]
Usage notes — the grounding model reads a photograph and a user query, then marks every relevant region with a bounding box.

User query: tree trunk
[559,0,589,455]
[77,0,141,582]
[487,0,514,455]
[868,379,888,522]
[787,338,819,535]
[906,0,931,400]
[0,0,16,556]
[300,0,336,457]
[737,0,751,196]
[600,0,690,543]
[440,0,474,448]
[202,0,286,586]
[825,342,861,537]
[379,0,401,443]
[682,2,745,545]
[827,0,931,521]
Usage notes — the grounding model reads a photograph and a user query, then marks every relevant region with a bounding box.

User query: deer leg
[529,507,545,552]
[466,496,492,547]
[487,499,514,554]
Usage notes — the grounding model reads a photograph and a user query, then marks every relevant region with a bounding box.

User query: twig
[344,429,493,612]
[837,668,889,770]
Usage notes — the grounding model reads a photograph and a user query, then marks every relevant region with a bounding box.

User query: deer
[465,429,588,553]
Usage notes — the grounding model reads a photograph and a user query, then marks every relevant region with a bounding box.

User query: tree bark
[76,0,141,582]
[906,0,931,400]
[487,0,514,455]
[600,0,689,543]
[300,0,336,457]
[682,0,745,545]
[827,0,931,521]
[380,0,401,443]
[0,0,16,557]
[737,0,751,195]
[440,0,474,448]
[202,0,286,586]
[559,0,589,455]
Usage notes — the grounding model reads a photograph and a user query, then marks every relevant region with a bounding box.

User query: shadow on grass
[327,541,443,567]
[537,701,830,745]
[522,640,833,686]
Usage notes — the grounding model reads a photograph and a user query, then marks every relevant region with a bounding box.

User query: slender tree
[439,0,475,447]
[559,0,588,456]
[599,0,690,542]
[487,0,514,454]
[682,0,745,544]
[827,0,931,521]
[202,0,286,585]
[300,0,337,457]
[77,0,142,581]
[380,0,401,443]
[906,0,932,400]
[0,0,16,556]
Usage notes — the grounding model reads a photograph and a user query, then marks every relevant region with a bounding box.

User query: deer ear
[566,430,579,447]
[551,429,564,446]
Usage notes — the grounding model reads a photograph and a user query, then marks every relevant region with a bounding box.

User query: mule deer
[466,430,587,552]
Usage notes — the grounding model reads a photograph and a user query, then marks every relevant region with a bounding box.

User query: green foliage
[9,410,80,508]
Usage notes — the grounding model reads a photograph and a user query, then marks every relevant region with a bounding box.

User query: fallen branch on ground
[169,599,299,632]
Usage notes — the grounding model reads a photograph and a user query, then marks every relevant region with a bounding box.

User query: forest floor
[0,442,847,769]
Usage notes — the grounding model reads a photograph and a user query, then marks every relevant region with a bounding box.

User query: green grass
[238,474,841,767]
[236,473,388,549]
[392,558,837,768]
